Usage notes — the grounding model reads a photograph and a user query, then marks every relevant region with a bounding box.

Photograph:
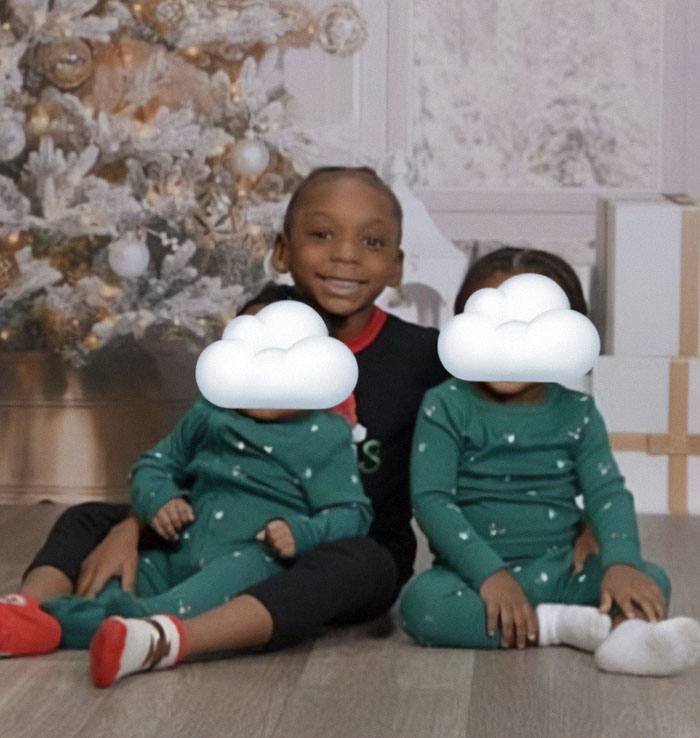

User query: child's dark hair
[454,247,588,316]
[282,166,403,245]
[237,282,304,316]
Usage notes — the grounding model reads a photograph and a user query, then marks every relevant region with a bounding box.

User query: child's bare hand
[479,569,538,649]
[572,524,599,572]
[600,564,667,622]
[257,519,295,558]
[76,514,140,598]
[151,497,194,541]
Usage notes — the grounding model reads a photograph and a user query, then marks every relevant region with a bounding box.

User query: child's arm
[271,418,373,557]
[129,400,209,525]
[575,400,642,570]
[576,399,666,620]
[410,391,507,591]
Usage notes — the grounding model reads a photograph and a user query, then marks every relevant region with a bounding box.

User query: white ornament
[0,118,25,161]
[231,138,269,176]
[108,235,150,278]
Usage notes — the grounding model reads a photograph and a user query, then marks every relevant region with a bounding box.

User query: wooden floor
[1,504,699,738]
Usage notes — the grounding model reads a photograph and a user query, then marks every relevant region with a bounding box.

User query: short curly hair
[282,166,403,246]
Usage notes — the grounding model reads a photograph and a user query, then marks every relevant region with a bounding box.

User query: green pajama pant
[399,547,670,649]
[42,542,285,648]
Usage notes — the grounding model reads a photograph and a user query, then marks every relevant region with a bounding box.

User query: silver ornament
[316,4,367,56]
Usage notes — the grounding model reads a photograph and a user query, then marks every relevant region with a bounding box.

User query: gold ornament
[3,231,25,252]
[40,38,93,90]
[0,250,19,291]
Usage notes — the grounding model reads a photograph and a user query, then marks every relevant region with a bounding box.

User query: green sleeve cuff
[457,549,508,591]
[131,481,183,523]
[600,541,643,571]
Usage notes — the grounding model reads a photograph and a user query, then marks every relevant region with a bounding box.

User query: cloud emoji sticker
[196,301,358,409]
[438,273,600,381]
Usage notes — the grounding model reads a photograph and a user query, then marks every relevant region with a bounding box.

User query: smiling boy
[8,167,448,684]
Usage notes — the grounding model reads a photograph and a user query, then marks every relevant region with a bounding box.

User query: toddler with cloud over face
[0,296,371,687]
[400,246,700,677]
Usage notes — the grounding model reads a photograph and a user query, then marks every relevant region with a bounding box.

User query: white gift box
[595,195,700,357]
[592,355,700,514]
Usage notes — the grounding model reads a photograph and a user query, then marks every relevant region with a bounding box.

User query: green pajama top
[129,399,372,557]
[411,379,642,591]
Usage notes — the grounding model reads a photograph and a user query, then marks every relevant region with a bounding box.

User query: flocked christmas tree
[0,0,366,363]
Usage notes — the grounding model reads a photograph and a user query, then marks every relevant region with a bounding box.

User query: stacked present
[592,195,700,514]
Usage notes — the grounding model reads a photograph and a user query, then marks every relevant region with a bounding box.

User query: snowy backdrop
[411,0,663,189]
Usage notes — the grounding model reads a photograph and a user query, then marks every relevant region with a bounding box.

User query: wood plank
[0,506,699,738]
[272,622,474,738]
[466,648,604,738]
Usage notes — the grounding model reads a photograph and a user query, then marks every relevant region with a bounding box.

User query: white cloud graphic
[196,301,358,408]
[438,273,600,381]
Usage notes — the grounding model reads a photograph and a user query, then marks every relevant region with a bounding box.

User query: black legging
[25,502,401,648]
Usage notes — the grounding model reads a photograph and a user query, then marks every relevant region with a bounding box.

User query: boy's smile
[273,176,403,341]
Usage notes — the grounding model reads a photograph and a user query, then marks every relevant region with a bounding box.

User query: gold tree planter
[0,348,198,504]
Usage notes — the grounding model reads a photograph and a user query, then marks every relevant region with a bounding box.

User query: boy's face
[272,176,403,338]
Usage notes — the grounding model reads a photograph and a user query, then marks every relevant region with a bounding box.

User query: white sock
[594,617,700,677]
[90,615,184,688]
[537,604,612,652]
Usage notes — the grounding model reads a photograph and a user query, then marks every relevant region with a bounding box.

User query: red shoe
[0,594,61,656]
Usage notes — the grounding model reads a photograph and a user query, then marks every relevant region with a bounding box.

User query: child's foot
[536,604,612,652]
[90,615,186,687]
[0,594,61,656]
[594,617,700,676]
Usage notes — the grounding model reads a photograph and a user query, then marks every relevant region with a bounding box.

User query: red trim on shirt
[342,306,387,354]
[331,393,357,427]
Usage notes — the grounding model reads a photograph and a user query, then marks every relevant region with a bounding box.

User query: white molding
[355,0,389,159]
[414,189,659,242]
[386,0,413,153]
